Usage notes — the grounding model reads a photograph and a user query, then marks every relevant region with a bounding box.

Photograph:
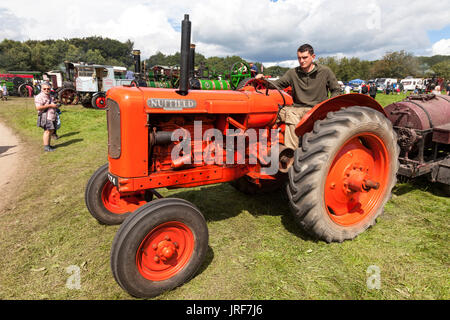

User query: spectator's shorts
[37,112,56,131]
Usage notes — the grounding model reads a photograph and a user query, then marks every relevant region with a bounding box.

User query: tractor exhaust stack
[177,14,191,96]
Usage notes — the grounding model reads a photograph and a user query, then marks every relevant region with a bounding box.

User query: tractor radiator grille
[106,98,121,159]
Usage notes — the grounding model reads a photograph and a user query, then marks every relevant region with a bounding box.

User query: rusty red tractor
[85,15,401,298]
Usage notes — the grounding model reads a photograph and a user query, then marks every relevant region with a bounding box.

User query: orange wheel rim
[136,221,195,281]
[101,181,147,214]
[324,133,389,226]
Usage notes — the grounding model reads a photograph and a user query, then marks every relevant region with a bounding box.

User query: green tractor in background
[135,46,257,91]
[0,71,42,97]
[146,65,180,88]
[189,59,254,91]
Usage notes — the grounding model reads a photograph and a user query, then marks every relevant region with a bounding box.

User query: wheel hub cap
[137,222,194,281]
[324,134,389,225]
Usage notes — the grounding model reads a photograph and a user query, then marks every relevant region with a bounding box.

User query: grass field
[0,93,448,300]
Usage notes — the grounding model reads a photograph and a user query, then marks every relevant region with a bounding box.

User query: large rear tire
[110,198,209,298]
[287,106,399,242]
[85,164,151,225]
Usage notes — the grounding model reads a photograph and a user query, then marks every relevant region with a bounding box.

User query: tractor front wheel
[85,164,152,225]
[110,198,209,298]
[287,106,399,242]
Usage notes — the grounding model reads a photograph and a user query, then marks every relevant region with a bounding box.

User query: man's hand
[255,74,265,80]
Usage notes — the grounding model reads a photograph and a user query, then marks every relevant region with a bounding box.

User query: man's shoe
[44,145,55,152]
[52,134,59,140]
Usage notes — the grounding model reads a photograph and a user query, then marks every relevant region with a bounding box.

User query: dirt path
[0,121,24,212]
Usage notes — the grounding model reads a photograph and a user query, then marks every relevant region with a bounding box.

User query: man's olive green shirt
[271,63,341,107]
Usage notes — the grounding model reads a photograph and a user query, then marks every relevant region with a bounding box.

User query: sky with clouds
[1,0,449,68]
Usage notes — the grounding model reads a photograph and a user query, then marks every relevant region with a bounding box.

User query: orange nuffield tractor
[85,15,399,298]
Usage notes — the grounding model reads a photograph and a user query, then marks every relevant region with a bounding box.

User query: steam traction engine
[385,94,450,193]
[85,15,400,298]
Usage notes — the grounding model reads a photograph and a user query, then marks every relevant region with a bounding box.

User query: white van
[400,78,424,91]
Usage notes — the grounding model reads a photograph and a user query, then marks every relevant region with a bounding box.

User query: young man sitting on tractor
[256,44,341,150]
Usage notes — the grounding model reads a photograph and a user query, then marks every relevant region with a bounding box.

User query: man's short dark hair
[297,44,314,55]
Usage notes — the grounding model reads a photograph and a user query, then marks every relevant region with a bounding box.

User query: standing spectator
[249,63,258,77]
[446,81,450,96]
[369,83,377,99]
[385,82,391,95]
[361,83,369,95]
[34,82,59,152]
[344,84,351,94]
[431,83,441,95]
[400,82,406,94]
[0,82,7,101]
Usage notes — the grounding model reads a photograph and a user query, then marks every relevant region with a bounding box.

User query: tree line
[146,50,449,81]
[0,37,135,73]
[316,51,449,81]
[1,37,448,81]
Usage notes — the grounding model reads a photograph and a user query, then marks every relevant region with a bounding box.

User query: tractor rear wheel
[85,164,152,225]
[287,106,399,242]
[110,198,208,298]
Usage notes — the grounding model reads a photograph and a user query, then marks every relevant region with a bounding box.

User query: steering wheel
[239,77,287,111]
[239,77,274,93]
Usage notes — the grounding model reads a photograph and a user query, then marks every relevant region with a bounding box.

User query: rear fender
[294,93,386,137]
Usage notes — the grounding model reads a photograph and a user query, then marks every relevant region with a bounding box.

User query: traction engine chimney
[132,50,141,74]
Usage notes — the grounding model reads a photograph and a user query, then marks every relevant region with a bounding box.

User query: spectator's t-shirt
[34,92,56,120]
